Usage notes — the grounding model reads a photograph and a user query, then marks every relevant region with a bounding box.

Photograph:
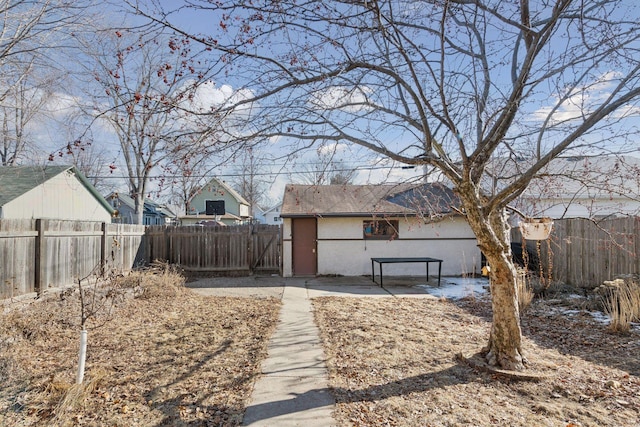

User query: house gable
[0,166,113,221]
[188,178,251,222]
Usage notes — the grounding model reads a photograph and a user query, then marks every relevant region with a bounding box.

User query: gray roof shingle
[281,183,460,217]
[0,165,73,206]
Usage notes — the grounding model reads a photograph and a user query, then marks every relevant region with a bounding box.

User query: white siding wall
[283,216,481,277]
[3,171,112,222]
[282,217,293,275]
[523,196,640,219]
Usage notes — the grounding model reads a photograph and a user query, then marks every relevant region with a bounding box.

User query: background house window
[363,219,399,240]
[206,200,226,215]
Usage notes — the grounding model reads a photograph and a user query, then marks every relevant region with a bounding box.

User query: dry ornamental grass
[313,295,640,427]
[0,268,280,426]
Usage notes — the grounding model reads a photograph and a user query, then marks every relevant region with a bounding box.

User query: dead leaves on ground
[0,271,280,426]
[313,296,640,427]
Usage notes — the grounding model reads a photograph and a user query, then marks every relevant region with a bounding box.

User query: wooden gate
[145,224,281,275]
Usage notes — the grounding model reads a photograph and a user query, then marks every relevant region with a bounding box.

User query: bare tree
[228,146,271,213]
[77,29,205,224]
[164,141,220,215]
[293,142,358,185]
[0,0,94,165]
[0,61,52,165]
[139,1,640,371]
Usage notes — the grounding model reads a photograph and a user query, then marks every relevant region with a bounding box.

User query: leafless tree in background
[0,0,94,165]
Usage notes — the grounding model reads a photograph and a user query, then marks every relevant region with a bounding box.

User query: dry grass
[602,279,640,333]
[313,296,640,427]
[0,267,280,426]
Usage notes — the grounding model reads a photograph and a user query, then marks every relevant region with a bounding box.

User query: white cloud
[317,142,348,156]
[42,91,80,117]
[531,70,635,123]
[181,80,255,113]
[309,85,373,113]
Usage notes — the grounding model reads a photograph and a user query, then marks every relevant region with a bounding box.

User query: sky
[19,1,640,211]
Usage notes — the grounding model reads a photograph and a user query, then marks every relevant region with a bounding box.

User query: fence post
[248,224,254,274]
[101,222,108,276]
[34,219,44,296]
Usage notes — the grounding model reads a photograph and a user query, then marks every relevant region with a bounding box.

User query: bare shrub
[599,278,640,333]
[126,262,185,300]
[516,268,534,313]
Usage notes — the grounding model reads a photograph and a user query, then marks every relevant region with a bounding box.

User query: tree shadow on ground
[455,296,640,377]
[140,339,257,426]
[331,363,481,404]
[240,363,480,425]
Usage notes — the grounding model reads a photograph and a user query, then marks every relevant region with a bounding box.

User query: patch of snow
[417,277,489,300]
[589,311,610,325]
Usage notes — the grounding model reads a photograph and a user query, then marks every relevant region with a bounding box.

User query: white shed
[0,165,114,222]
[280,183,481,278]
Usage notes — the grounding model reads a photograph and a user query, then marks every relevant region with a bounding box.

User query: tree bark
[483,251,525,371]
[134,192,144,225]
[460,190,525,371]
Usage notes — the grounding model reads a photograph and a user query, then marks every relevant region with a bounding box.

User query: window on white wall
[363,219,399,240]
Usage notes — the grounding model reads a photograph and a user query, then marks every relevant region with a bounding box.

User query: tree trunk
[134,193,144,225]
[462,197,526,371]
[483,250,525,371]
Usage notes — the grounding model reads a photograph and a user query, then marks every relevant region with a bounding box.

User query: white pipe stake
[76,329,88,384]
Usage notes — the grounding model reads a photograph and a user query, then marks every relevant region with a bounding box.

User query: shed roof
[0,165,114,215]
[281,183,460,218]
[107,192,175,217]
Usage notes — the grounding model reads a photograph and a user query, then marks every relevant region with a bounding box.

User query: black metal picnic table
[371,257,443,288]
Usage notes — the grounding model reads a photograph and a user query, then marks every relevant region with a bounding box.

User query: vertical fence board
[144,224,281,274]
[513,217,640,289]
[1,220,145,299]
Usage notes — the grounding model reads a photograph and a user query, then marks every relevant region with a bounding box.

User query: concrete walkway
[242,280,336,426]
[187,275,440,426]
[239,277,439,426]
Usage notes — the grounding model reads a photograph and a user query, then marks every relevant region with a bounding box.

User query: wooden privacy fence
[145,224,281,274]
[0,219,146,299]
[513,217,640,289]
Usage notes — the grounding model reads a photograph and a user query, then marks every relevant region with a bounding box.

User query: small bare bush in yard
[125,262,185,299]
[599,278,640,333]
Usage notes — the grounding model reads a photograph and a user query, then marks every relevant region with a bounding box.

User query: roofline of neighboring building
[281,211,460,218]
[260,203,282,214]
[69,167,115,216]
[179,213,244,221]
[189,177,250,206]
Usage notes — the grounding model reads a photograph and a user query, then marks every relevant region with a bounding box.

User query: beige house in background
[280,183,481,278]
[180,177,252,225]
[0,165,114,222]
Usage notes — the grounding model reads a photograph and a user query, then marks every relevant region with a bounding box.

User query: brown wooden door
[292,217,317,276]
